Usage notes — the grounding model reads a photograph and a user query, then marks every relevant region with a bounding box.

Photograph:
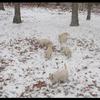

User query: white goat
[38,39,53,48]
[58,32,69,45]
[49,64,69,85]
[45,44,53,60]
[61,47,72,58]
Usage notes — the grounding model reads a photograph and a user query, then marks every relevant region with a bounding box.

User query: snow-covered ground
[0,6,100,98]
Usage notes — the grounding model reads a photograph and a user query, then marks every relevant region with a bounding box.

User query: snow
[0,6,100,98]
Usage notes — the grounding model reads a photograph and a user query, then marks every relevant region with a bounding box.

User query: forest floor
[0,6,100,98]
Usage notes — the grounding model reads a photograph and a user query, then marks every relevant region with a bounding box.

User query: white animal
[49,64,69,85]
[61,47,72,58]
[38,39,53,48]
[45,44,53,60]
[58,32,69,44]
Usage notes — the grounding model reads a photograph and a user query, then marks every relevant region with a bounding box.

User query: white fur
[45,44,53,60]
[38,39,53,48]
[58,32,69,44]
[61,47,72,58]
[49,64,68,84]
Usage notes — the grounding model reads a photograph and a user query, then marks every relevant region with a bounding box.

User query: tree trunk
[70,3,79,26]
[0,3,5,10]
[13,3,22,23]
[86,3,92,20]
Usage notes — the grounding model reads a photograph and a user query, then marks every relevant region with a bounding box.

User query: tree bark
[70,3,79,26]
[13,3,22,23]
[86,3,92,20]
[0,3,5,10]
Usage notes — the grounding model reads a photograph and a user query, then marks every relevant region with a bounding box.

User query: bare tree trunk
[13,3,22,23]
[70,3,79,26]
[0,3,5,10]
[86,3,92,20]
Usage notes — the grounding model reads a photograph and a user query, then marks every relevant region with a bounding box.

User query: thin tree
[86,3,92,20]
[13,3,22,23]
[0,3,5,10]
[70,3,79,26]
